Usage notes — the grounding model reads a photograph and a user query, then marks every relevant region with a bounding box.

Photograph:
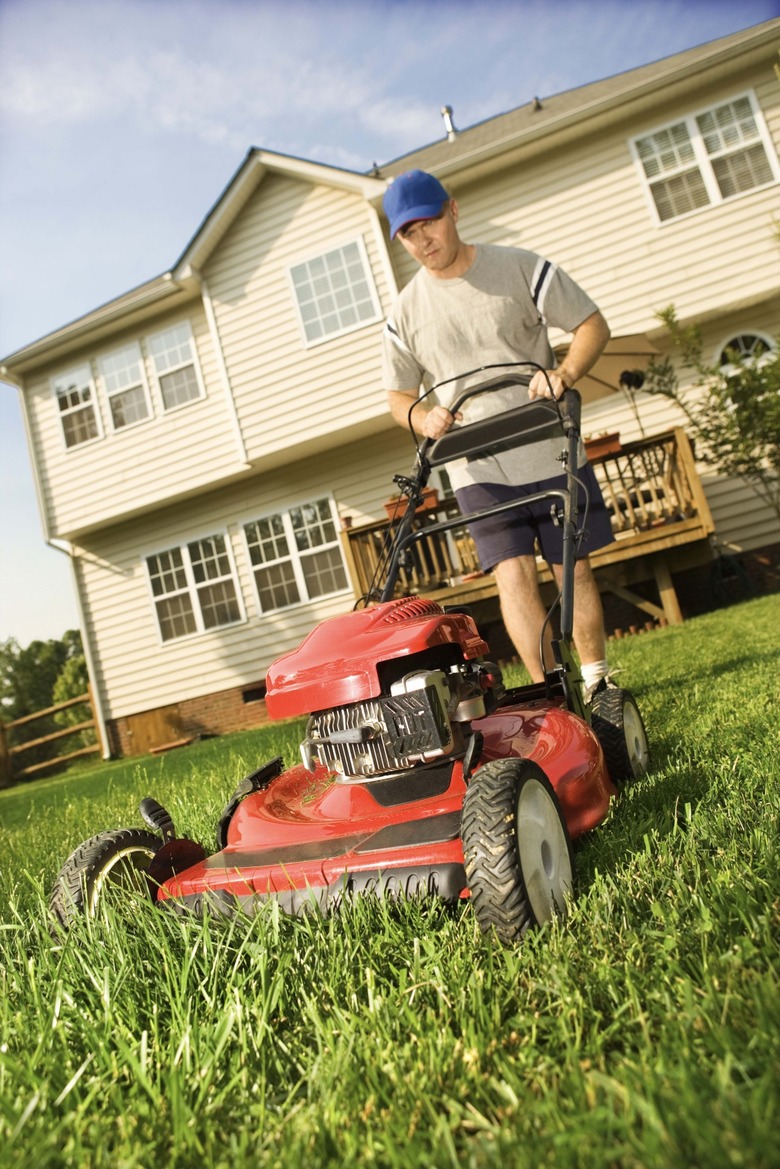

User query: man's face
[396,200,462,275]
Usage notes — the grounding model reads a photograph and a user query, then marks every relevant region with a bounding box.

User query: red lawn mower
[50,365,650,944]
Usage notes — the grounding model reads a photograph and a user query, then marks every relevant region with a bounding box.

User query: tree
[52,650,93,750]
[0,630,82,722]
[644,306,780,523]
[0,631,85,774]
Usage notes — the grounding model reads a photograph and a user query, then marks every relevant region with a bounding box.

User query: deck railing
[341,427,714,619]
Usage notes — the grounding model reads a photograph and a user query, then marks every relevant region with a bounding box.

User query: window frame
[716,330,776,375]
[143,529,246,646]
[287,235,383,349]
[97,340,154,433]
[146,320,206,413]
[51,361,103,451]
[241,496,351,615]
[629,90,780,227]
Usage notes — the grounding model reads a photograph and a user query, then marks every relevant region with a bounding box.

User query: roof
[377,17,780,182]
[1,152,386,375]
[3,17,777,375]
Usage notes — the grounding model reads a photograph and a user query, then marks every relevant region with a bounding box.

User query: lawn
[1,595,778,1168]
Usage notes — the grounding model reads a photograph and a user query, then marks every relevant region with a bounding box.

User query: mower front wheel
[49,828,161,933]
[461,758,575,945]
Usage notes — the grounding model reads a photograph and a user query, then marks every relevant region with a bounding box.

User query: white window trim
[287,234,383,349]
[146,319,207,414]
[241,496,351,615]
[629,90,780,227]
[143,528,247,647]
[51,361,104,451]
[715,329,776,374]
[98,340,155,433]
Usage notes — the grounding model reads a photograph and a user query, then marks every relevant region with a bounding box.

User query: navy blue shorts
[454,463,615,571]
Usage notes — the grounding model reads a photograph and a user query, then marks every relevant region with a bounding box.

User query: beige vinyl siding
[26,303,248,538]
[416,68,779,339]
[78,427,412,719]
[581,302,780,554]
[204,174,394,464]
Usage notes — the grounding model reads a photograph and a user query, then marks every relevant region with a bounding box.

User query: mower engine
[265,597,503,781]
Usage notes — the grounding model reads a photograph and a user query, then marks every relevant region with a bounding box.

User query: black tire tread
[590,687,649,784]
[462,758,570,944]
[49,827,160,933]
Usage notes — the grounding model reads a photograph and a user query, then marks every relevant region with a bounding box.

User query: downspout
[191,268,251,467]
[366,202,400,302]
[8,375,112,758]
[49,537,111,758]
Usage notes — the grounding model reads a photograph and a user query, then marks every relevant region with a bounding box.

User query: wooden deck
[341,427,715,627]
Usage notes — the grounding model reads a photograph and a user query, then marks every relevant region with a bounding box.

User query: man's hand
[528,310,611,401]
[419,404,463,439]
[528,370,568,401]
[387,390,462,438]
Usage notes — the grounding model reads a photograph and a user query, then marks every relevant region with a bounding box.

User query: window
[99,342,151,429]
[632,93,778,224]
[147,322,204,410]
[52,363,101,449]
[244,498,348,612]
[719,332,775,372]
[146,533,242,642]
[289,239,381,345]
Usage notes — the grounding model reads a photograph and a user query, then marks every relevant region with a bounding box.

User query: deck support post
[652,553,684,625]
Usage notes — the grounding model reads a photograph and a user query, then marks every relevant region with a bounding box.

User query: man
[381,169,615,697]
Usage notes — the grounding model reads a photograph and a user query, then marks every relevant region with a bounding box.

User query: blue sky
[1,0,778,644]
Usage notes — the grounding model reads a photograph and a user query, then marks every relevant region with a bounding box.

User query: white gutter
[1,274,183,372]
[387,26,778,185]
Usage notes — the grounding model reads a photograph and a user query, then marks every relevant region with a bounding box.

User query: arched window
[719,332,774,370]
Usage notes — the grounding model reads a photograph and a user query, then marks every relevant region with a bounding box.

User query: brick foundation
[106,680,272,758]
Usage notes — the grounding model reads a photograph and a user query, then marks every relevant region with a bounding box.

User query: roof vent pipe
[441,105,458,141]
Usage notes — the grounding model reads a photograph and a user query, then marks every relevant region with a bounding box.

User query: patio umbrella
[553,333,660,405]
[554,332,661,435]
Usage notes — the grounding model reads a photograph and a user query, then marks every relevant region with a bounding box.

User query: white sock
[581,659,609,688]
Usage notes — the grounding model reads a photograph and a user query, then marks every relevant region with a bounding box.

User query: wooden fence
[0,687,101,786]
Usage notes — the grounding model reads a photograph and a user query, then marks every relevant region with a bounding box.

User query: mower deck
[157,691,616,917]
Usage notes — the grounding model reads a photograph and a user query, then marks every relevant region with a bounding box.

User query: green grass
[1,595,778,1168]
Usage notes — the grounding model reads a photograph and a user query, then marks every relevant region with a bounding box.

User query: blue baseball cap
[383,170,450,238]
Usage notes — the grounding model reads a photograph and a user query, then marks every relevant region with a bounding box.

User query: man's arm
[528,310,611,401]
[387,389,463,439]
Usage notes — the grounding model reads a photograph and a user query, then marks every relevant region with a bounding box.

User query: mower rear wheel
[49,828,161,933]
[462,758,574,945]
[590,688,649,784]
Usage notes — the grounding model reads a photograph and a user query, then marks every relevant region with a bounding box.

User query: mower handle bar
[420,381,582,468]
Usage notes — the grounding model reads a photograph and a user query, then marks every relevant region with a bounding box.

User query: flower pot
[584,432,622,459]
[383,487,439,520]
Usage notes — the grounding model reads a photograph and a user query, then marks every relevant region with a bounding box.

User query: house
[2,18,779,758]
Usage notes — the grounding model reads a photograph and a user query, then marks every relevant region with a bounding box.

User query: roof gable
[174,149,386,277]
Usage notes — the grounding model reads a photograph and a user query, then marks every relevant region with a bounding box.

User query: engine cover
[265,597,489,720]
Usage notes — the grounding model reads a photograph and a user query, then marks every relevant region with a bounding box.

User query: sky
[1,0,778,646]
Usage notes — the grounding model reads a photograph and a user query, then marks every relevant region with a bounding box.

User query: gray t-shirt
[382,244,598,488]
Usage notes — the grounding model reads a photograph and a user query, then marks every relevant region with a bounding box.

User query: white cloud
[3,0,775,165]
